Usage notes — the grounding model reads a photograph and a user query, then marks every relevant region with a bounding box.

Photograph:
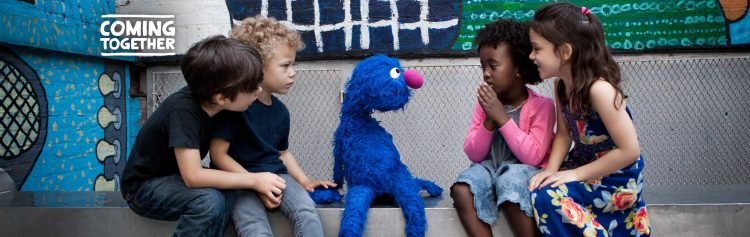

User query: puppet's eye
[389,68,401,79]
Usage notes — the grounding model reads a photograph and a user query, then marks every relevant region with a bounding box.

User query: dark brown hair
[180,35,264,104]
[475,19,542,85]
[531,3,624,113]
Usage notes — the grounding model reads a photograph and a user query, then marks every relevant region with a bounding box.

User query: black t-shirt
[213,96,289,174]
[121,87,213,196]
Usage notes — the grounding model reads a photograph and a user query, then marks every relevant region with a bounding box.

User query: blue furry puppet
[310,55,443,237]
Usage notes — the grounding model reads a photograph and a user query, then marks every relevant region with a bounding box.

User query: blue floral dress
[532,92,651,237]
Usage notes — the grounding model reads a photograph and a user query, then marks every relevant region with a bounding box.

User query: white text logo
[100,15,176,56]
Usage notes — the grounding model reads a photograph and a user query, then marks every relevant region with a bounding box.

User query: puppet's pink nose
[403,69,424,89]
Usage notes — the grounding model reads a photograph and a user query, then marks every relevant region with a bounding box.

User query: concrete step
[0,185,748,237]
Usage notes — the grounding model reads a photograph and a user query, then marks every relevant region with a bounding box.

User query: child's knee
[290,194,318,213]
[189,189,227,217]
[292,203,320,222]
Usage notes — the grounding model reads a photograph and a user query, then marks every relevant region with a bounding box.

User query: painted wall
[0,0,116,57]
[226,0,750,58]
[116,0,233,55]
[0,0,140,191]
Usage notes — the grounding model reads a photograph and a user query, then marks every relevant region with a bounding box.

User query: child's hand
[482,116,498,131]
[529,169,581,191]
[259,192,282,209]
[302,180,338,192]
[528,169,556,191]
[540,170,581,188]
[251,172,287,199]
[477,83,509,125]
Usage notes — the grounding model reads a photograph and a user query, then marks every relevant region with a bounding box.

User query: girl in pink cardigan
[451,19,555,237]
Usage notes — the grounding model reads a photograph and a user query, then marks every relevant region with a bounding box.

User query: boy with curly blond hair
[210,16,334,237]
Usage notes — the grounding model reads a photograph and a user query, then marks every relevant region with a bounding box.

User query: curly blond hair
[230,15,304,62]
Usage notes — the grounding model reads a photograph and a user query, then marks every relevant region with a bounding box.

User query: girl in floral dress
[526,3,651,236]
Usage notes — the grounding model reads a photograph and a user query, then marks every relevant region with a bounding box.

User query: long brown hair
[530,3,624,114]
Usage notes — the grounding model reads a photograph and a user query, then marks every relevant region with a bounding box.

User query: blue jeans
[124,174,236,237]
[233,174,323,237]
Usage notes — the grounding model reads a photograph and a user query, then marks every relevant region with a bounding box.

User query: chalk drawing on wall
[226,0,748,57]
[454,0,733,51]
[94,65,127,191]
[0,46,48,189]
[225,0,461,56]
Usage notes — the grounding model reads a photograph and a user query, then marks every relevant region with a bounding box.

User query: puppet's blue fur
[310,55,442,237]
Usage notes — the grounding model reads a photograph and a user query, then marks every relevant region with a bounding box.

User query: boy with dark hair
[121,35,286,237]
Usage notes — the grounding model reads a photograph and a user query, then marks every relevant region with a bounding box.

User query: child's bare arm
[210,139,285,208]
[529,79,572,191]
[209,138,250,173]
[571,80,640,180]
[528,119,572,190]
[175,148,286,198]
[537,80,641,188]
[546,97,572,172]
[280,150,336,192]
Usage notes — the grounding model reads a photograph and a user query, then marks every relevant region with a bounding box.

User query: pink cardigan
[463,88,555,168]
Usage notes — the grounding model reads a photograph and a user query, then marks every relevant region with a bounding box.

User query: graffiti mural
[0,0,140,191]
[0,0,110,57]
[94,64,128,191]
[0,47,135,192]
[226,0,750,58]
[0,47,48,189]
[455,0,731,51]
[226,0,461,55]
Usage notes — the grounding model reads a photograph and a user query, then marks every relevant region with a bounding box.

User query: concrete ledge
[0,192,510,237]
[1,185,749,237]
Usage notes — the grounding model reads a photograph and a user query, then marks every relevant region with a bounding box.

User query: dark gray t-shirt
[121,87,212,196]
[489,105,523,164]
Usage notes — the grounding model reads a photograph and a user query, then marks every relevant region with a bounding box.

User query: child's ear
[212,93,227,105]
[559,43,573,61]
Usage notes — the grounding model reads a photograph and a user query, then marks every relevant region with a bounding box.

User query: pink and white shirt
[463,88,555,168]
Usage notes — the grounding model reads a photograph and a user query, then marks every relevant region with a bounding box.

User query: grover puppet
[310,55,443,237]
